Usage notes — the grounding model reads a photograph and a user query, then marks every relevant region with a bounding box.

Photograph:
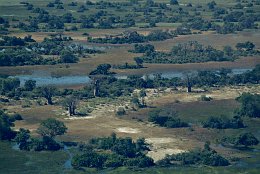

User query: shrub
[116,107,126,116]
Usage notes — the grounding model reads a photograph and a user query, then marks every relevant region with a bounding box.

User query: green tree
[134,57,144,67]
[62,96,78,116]
[234,132,259,147]
[0,110,15,140]
[139,89,146,106]
[37,118,67,138]
[170,0,179,5]
[24,80,36,91]
[90,64,112,75]
[60,51,78,63]
[14,128,30,150]
[236,93,260,118]
[38,86,57,105]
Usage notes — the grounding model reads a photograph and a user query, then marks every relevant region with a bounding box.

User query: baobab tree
[62,96,79,116]
[38,86,57,105]
[183,72,196,93]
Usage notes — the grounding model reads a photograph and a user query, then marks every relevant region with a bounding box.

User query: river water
[12,68,252,87]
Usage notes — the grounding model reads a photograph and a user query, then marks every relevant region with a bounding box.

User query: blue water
[64,145,73,169]
[12,68,252,87]
[13,75,91,87]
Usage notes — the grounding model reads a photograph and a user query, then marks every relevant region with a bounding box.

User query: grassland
[0,0,260,173]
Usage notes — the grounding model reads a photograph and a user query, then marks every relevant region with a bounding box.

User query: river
[12,68,252,87]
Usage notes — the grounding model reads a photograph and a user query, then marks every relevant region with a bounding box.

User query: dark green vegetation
[14,118,67,151]
[158,142,229,167]
[202,116,245,129]
[88,30,175,44]
[222,132,259,148]
[0,35,102,66]
[72,134,154,169]
[0,110,17,140]
[148,109,188,128]
[138,41,259,64]
[236,93,260,118]
[0,65,259,102]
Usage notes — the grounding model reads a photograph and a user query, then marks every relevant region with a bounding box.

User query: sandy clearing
[116,127,141,134]
[147,148,186,162]
[146,137,178,144]
[146,137,187,161]
[64,116,96,120]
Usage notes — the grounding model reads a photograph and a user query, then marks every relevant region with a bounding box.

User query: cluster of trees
[1,65,259,102]
[112,57,144,70]
[148,109,188,128]
[129,44,155,55]
[140,41,236,64]
[29,36,102,56]
[1,0,257,34]
[14,118,67,151]
[88,30,174,44]
[0,110,19,140]
[89,64,113,75]
[139,41,258,64]
[157,142,230,166]
[0,35,104,66]
[72,133,154,169]
[214,11,259,34]
[221,132,259,148]
[202,116,245,129]
[0,48,56,66]
[236,93,260,118]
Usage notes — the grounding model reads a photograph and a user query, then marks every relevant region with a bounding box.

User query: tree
[235,41,255,51]
[14,128,30,150]
[208,1,216,10]
[236,93,260,118]
[90,64,112,75]
[62,96,79,116]
[60,51,78,63]
[38,86,56,105]
[37,118,67,138]
[134,57,144,67]
[0,110,16,140]
[184,72,194,93]
[139,89,146,106]
[170,0,179,5]
[24,80,36,91]
[234,132,259,147]
[1,78,20,92]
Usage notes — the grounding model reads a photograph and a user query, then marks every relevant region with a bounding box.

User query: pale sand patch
[145,137,186,161]
[65,116,96,120]
[147,148,186,162]
[146,137,178,144]
[116,127,140,134]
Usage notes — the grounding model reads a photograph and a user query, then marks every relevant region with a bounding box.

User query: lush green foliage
[88,30,174,44]
[158,142,230,166]
[202,116,245,129]
[148,109,188,128]
[37,118,67,138]
[236,93,260,118]
[222,132,259,147]
[72,134,154,169]
[0,110,16,140]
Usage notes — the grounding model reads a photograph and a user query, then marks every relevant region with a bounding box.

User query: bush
[200,95,212,101]
[148,109,188,128]
[116,107,126,116]
[202,116,245,129]
[163,143,230,166]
